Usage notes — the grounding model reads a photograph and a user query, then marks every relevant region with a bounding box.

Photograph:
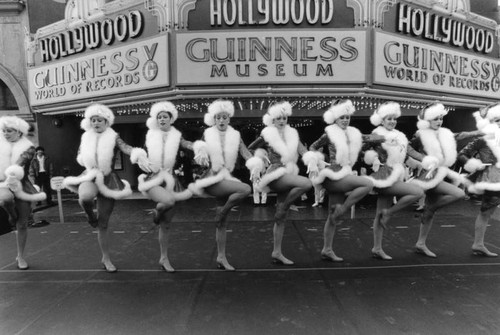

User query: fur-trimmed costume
[0,136,46,202]
[362,126,408,189]
[63,128,132,199]
[248,125,307,192]
[189,126,252,196]
[406,127,464,190]
[135,127,192,201]
[309,124,363,185]
[459,125,500,195]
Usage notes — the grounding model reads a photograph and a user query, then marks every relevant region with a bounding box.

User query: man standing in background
[29,146,54,206]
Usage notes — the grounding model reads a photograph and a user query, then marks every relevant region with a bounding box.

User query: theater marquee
[175,30,367,85]
[374,31,500,99]
[28,34,169,106]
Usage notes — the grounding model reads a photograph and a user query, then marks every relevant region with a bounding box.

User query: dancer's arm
[117,136,152,172]
[406,134,425,162]
[458,138,486,173]
[309,134,328,151]
[247,136,266,150]
[16,146,36,183]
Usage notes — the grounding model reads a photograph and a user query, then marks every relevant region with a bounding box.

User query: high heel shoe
[101,260,117,273]
[415,245,437,258]
[371,249,393,261]
[271,253,294,265]
[16,257,29,270]
[159,261,175,273]
[216,259,235,271]
[320,251,344,262]
[472,247,498,257]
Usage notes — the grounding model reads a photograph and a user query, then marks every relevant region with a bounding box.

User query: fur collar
[78,128,117,175]
[373,126,408,166]
[204,126,240,172]
[417,127,456,167]
[146,127,181,171]
[325,124,362,167]
[0,136,33,180]
[261,125,299,164]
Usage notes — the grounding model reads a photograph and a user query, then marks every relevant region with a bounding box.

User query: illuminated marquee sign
[39,10,144,63]
[28,34,169,106]
[176,30,367,85]
[397,3,495,54]
[373,31,500,99]
[209,0,334,26]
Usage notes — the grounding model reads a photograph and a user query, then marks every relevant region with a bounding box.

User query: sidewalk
[1,196,499,335]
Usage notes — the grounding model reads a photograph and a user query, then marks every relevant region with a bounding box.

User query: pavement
[1,194,500,335]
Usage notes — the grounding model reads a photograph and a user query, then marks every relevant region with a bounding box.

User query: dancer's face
[90,116,108,133]
[157,111,172,132]
[2,127,21,143]
[273,114,287,130]
[215,112,230,131]
[382,115,398,131]
[429,115,443,130]
[335,114,350,130]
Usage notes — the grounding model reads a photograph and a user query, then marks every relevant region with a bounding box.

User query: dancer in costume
[63,104,150,272]
[363,102,424,260]
[0,116,46,269]
[308,99,377,262]
[189,100,264,271]
[248,101,316,266]
[458,103,500,257]
[131,101,196,272]
[407,102,478,258]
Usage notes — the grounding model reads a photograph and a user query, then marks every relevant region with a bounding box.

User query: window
[0,80,18,110]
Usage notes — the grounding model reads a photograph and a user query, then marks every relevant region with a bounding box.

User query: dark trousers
[35,172,52,204]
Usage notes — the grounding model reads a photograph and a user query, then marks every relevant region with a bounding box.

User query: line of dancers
[1,98,499,272]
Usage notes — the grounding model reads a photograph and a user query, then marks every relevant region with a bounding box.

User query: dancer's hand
[138,157,153,173]
[194,153,209,166]
[425,165,436,179]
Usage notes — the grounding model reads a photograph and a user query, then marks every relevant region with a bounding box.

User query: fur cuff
[245,157,265,174]
[130,148,147,164]
[302,151,324,167]
[363,150,379,165]
[193,140,208,165]
[464,158,484,173]
[253,148,269,161]
[5,165,24,180]
[421,156,440,170]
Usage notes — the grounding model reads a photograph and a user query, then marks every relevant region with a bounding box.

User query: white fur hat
[370,102,401,126]
[262,101,293,126]
[417,103,448,130]
[473,103,500,131]
[146,101,178,129]
[204,100,235,126]
[0,116,30,135]
[81,103,115,131]
[323,99,355,124]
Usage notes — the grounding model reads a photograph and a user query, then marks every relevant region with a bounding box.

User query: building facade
[24,0,500,187]
[0,0,31,121]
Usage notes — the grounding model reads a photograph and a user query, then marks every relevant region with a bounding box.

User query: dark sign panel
[187,0,355,30]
